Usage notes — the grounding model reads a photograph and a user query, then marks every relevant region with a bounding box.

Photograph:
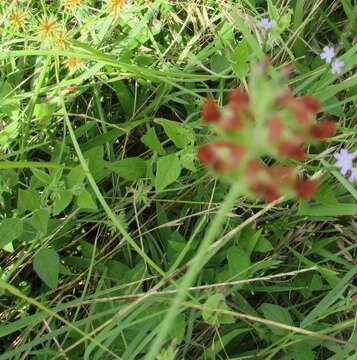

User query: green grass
[0,1,356,359]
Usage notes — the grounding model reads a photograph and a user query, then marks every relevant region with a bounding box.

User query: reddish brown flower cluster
[198,88,335,202]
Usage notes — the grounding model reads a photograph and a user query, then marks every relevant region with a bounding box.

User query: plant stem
[146,183,241,360]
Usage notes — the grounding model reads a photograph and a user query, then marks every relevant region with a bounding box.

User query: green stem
[146,183,241,360]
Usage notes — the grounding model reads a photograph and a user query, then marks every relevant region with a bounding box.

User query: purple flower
[259,17,274,30]
[334,149,355,175]
[349,167,357,182]
[320,46,335,64]
[331,59,344,75]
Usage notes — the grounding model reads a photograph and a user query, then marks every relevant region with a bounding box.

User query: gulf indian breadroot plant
[198,61,336,202]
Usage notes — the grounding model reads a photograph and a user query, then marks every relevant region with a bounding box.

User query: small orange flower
[9,9,26,30]
[107,0,125,12]
[63,0,83,9]
[64,57,82,70]
[55,30,68,49]
[37,15,59,41]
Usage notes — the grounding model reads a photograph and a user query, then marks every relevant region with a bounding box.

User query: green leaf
[112,80,134,117]
[33,248,59,289]
[30,209,49,234]
[232,62,249,80]
[179,147,197,172]
[255,235,273,252]
[203,293,235,325]
[18,189,41,214]
[31,168,51,185]
[53,190,73,215]
[66,165,86,189]
[227,245,251,278]
[211,54,231,73]
[298,202,357,216]
[173,313,185,344]
[34,103,56,126]
[0,218,23,248]
[77,190,97,210]
[259,303,293,335]
[109,157,147,181]
[141,127,165,155]
[158,119,194,149]
[232,40,249,63]
[155,154,181,191]
[83,146,108,182]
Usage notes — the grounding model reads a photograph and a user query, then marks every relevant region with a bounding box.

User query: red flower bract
[310,120,336,139]
[298,96,321,114]
[197,140,245,173]
[295,179,317,200]
[228,89,250,106]
[278,142,306,161]
[202,98,220,123]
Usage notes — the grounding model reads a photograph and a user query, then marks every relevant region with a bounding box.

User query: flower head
[334,149,355,175]
[63,0,83,9]
[64,57,82,71]
[259,17,274,30]
[331,59,344,75]
[107,0,125,13]
[9,9,27,31]
[55,30,68,49]
[320,46,335,64]
[37,15,60,41]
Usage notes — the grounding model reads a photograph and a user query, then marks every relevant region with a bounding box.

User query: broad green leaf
[33,248,59,289]
[31,168,51,185]
[231,40,249,63]
[0,218,23,248]
[30,209,49,235]
[77,190,97,210]
[83,146,108,182]
[239,227,261,257]
[0,169,18,186]
[155,154,181,191]
[18,189,41,214]
[255,235,273,252]
[112,80,134,117]
[211,54,231,73]
[259,303,293,335]
[66,165,86,189]
[203,293,235,325]
[158,119,194,149]
[53,190,73,215]
[109,157,147,181]
[141,127,165,155]
[179,147,197,172]
[34,103,56,126]
[227,245,251,278]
